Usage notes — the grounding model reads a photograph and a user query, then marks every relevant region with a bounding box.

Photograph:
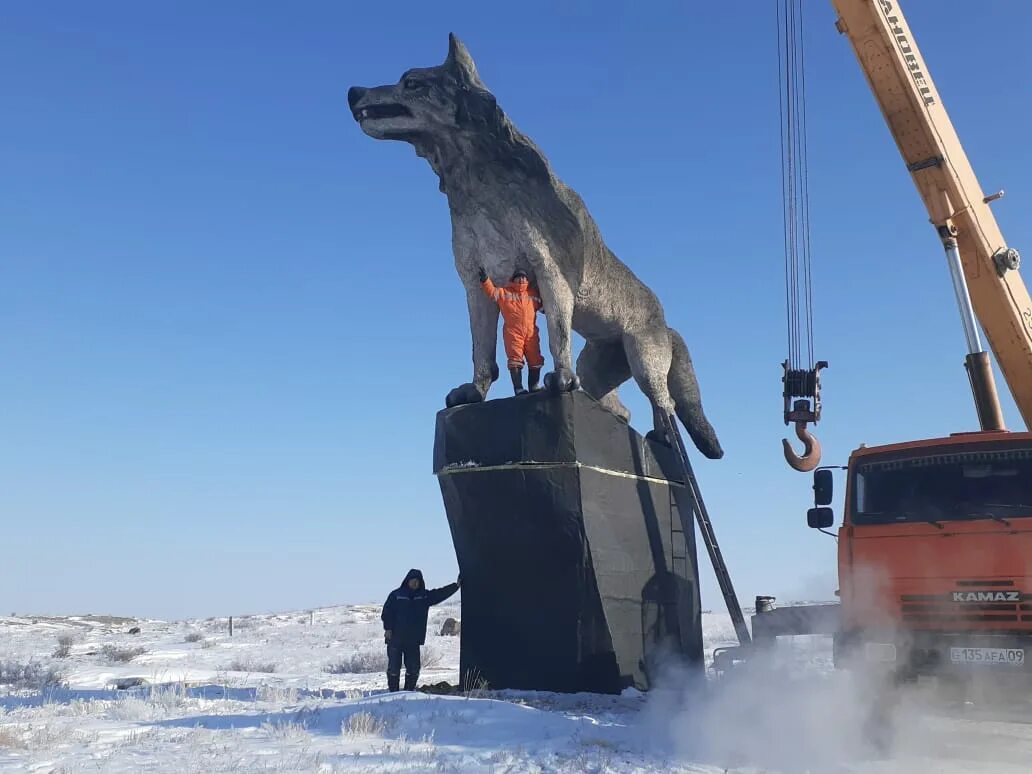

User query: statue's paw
[445,383,484,408]
[544,369,580,394]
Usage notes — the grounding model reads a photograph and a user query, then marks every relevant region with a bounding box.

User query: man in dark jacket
[381,568,460,692]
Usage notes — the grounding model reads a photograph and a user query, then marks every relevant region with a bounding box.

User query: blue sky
[2,1,1030,620]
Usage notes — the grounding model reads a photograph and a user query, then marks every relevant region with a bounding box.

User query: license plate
[950,647,1025,665]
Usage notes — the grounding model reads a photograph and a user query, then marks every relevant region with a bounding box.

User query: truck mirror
[813,469,833,506]
[808,507,834,529]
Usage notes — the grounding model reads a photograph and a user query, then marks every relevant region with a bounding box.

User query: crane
[833,0,1030,429]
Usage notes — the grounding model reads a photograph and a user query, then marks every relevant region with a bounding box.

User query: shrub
[0,660,62,689]
[102,645,146,663]
[325,649,388,675]
[54,634,75,658]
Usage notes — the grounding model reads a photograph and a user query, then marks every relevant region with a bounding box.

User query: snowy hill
[2,603,1031,772]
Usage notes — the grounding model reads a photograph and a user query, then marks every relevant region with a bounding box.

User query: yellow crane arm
[832,0,1032,429]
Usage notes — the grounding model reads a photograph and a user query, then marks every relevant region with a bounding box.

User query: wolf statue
[348,34,722,459]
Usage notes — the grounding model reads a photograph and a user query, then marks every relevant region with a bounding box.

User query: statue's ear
[445,32,482,86]
[455,85,497,129]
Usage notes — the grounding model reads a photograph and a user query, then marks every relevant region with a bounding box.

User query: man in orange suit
[479,267,545,395]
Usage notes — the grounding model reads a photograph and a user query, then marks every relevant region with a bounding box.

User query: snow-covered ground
[2,603,1031,772]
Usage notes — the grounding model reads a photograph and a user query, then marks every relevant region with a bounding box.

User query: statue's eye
[403,78,421,90]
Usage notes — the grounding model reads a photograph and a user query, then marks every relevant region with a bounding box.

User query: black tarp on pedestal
[433,390,704,693]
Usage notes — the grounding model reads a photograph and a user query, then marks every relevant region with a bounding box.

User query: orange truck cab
[815,430,1032,676]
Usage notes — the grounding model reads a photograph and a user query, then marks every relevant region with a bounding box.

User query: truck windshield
[852,446,1032,525]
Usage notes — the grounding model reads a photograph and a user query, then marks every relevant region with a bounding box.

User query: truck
[819,432,1032,676]
[751,0,1032,682]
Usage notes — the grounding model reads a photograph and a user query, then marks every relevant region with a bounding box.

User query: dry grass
[422,645,443,669]
[342,711,391,737]
[256,684,299,704]
[0,724,66,751]
[0,728,26,749]
[261,719,309,741]
[462,666,490,698]
[227,658,276,673]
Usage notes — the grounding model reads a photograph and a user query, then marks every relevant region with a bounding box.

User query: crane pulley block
[782,360,828,426]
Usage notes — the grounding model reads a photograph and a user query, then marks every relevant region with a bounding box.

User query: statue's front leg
[445,287,500,408]
[536,272,580,394]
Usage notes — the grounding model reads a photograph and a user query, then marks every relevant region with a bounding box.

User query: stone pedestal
[433,390,703,693]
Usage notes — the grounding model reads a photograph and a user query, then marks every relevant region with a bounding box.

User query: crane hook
[782,420,822,472]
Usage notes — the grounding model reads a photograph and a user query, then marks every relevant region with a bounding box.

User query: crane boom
[831,0,1032,429]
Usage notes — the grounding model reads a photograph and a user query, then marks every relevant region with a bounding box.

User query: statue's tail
[667,328,724,459]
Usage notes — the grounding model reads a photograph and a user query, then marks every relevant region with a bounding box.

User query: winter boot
[387,672,400,693]
[403,672,419,691]
[528,366,542,392]
[509,367,527,396]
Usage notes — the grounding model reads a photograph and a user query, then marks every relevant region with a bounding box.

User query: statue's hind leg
[576,339,632,422]
[622,328,677,445]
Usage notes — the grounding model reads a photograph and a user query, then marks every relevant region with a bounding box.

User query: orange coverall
[481,276,545,369]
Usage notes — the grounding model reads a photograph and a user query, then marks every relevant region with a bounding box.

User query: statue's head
[347,34,549,182]
[347,34,495,145]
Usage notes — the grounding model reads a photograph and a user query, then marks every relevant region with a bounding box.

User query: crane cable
[777,0,815,372]
[777,0,826,473]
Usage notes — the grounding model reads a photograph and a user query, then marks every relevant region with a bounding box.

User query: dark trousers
[386,643,421,691]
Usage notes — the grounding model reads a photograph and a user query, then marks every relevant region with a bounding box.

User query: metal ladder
[663,414,752,646]
[668,488,688,582]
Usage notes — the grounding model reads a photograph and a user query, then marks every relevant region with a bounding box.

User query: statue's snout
[347,86,367,110]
